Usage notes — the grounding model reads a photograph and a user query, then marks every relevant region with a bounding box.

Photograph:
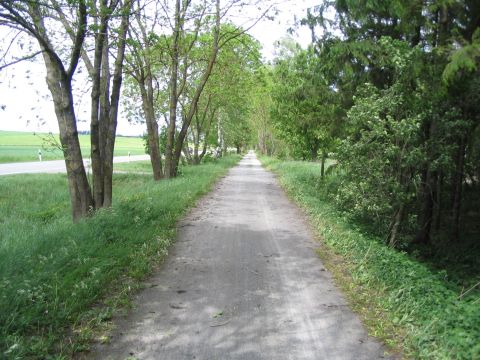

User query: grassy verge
[0,155,241,358]
[114,160,152,173]
[259,156,479,360]
[0,131,145,163]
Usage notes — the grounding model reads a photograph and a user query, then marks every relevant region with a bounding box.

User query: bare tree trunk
[414,111,439,246]
[320,150,327,179]
[434,171,444,232]
[142,92,164,180]
[138,78,163,180]
[165,0,181,178]
[192,110,201,165]
[415,167,436,245]
[193,96,213,165]
[103,1,132,206]
[388,204,404,247]
[132,5,163,181]
[50,75,94,220]
[310,141,319,161]
[183,133,193,164]
[90,2,109,208]
[98,34,110,205]
[43,58,93,220]
[193,126,200,165]
[451,136,466,242]
[199,126,211,162]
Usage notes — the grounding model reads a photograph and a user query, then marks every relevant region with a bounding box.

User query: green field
[0,131,145,163]
[0,155,241,358]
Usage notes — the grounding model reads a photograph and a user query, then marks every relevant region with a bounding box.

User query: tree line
[253,0,480,250]
[0,0,268,221]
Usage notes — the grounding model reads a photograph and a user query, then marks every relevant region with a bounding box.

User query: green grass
[0,155,241,358]
[0,130,145,163]
[114,160,152,173]
[260,156,480,360]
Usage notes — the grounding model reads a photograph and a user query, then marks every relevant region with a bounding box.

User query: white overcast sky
[0,0,320,136]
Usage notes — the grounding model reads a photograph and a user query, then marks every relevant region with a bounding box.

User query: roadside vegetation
[260,157,479,359]
[0,155,240,358]
[0,131,145,163]
[247,2,480,358]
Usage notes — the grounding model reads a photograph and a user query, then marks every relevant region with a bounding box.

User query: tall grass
[0,155,240,358]
[260,156,479,360]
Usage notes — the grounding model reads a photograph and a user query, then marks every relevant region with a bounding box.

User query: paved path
[90,152,389,360]
[0,155,150,176]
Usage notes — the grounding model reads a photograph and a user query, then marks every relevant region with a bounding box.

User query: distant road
[0,155,150,176]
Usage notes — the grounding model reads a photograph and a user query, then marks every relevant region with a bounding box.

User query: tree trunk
[165,0,181,179]
[27,1,93,221]
[451,136,466,241]
[414,112,439,246]
[140,80,163,180]
[193,127,200,164]
[98,35,110,206]
[320,150,327,179]
[43,59,93,221]
[171,0,220,176]
[132,3,163,181]
[90,5,109,208]
[310,141,319,161]
[183,134,193,164]
[193,97,214,165]
[192,112,201,165]
[103,2,132,206]
[199,127,211,163]
[388,204,404,247]
[433,171,444,232]
[415,167,436,245]
[198,112,215,163]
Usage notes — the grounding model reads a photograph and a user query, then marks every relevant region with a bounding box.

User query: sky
[0,0,320,136]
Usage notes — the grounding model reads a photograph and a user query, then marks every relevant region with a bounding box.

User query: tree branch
[0,50,42,71]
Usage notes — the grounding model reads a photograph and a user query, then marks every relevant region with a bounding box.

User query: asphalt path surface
[89,152,389,360]
[0,155,150,176]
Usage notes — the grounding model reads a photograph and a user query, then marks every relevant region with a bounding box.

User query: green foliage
[0,155,241,358]
[270,45,342,160]
[329,39,425,237]
[200,28,262,152]
[292,0,480,248]
[443,28,480,84]
[261,156,480,360]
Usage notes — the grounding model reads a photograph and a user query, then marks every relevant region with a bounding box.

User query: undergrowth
[0,155,240,358]
[260,156,479,360]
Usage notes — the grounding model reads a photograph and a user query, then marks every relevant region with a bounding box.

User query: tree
[301,0,480,247]
[124,0,167,180]
[124,0,275,178]
[0,0,133,219]
[270,43,343,175]
[0,1,92,220]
